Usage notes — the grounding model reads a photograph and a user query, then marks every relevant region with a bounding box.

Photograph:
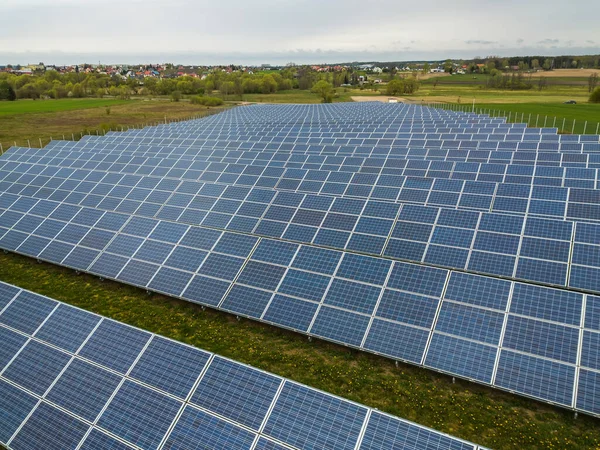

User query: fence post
[0,143,2,153]
[596,123,600,135]
[544,116,547,127]
[584,121,587,134]
[27,140,31,148]
[572,120,576,134]
[562,118,566,132]
[529,113,532,125]
[509,112,512,122]
[536,114,539,127]
[553,117,557,128]
[39,138,43,147]
[72,133,75,141]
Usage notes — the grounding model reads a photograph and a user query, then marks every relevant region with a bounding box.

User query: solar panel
[1,103,600,421]
[0,281,480,449]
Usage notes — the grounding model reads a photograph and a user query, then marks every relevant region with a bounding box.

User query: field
[0,98,227,151]
[0,98,130,115]
[0,251,599,450]
[238,89,355,104]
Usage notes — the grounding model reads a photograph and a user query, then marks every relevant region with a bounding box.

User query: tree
[311,80,334,103]
[537,77,548,91]
[422,63,431,74]
[590,86,600,103]
[443,59,454,73]
[588,73,599,93]
[0,80,16,101]
[543,59,552,71]
[170,90,182,102]
[220,81,235,97]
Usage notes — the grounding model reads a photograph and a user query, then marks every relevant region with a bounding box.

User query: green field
[0,98,227,151]
[0,251,598,450]
[239,89,355,103]
[466,103,600,134]
[0,98,130,115]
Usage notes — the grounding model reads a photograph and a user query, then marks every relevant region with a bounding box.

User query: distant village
[0,62,457,80]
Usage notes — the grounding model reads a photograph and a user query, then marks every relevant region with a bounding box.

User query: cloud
[465,40,498,45]
[537,38,560,45]
[1,0,599,64]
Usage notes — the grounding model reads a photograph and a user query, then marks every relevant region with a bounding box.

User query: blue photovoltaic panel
[163,405,256,450]
[46,358,122,422]
[278,269,330,302]
[191,357,281,430]
[292,245,341,275]
[337,253,390,285]
[363,319,429,363]
[79,429,136,450]
[360,410,475,450]
[0,281,20,309]
[577,369,600,415]
[495,350,575,406]
[0,290,56,334]
[0,379,38,443]
[98,380,182,450]
[425,334,497,383]
[2,340,71,395]
[253,437,290,450]
[310,306,371,347]
[10,402,89,450]
[376,289,439,328]
[78,320,151,374]
[0,326,28,369]
[387,262,448,297]
[221,284,273,318]
[502,315,579,364]
[435,302,504,345]
[129,336,210,399]
[34,304,100,353]
[510,283,582,326]
[444,272,510,311]
[263,382,367,450]
[262,294,319,331]
[324,278,381,314]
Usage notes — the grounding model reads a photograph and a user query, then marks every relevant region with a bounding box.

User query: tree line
[0,67,372,101]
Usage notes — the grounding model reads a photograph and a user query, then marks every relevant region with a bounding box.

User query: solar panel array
[0,280,482,450]
[1,103,600,418]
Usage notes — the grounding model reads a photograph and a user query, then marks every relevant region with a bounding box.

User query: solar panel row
[3,170,600,291]
[8,147,600,190]
[0,281,481,450]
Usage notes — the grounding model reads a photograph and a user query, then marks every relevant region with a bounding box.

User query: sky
[2,0,599,65]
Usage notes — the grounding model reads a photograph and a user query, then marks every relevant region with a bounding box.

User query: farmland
[0,98,227,151]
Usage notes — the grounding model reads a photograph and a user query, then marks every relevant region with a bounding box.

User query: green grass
[0,99,227,150]
[239,89,355,103]
[470,103,600,134]
[430,102,600,134]
[0,98,130,115]
[0,251,599,449]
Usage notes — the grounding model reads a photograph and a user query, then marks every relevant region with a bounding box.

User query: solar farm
[1,101,600,449]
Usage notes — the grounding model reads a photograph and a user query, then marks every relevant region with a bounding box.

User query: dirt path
[528,68,600,78]
[351,96,423,104]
